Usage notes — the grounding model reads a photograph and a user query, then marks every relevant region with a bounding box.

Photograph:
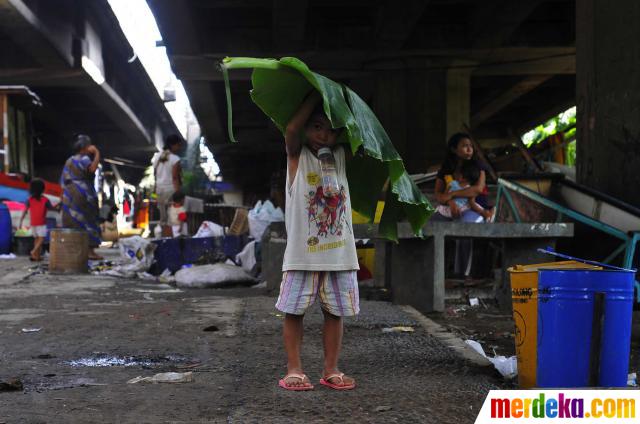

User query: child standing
[167,191,187,237]
[19,179,56,261]
[276,91,359,391]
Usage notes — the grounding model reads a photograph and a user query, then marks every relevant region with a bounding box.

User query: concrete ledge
[400,305,493,368]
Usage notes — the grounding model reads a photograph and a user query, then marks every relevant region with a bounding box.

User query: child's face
[454,138,474,160]
[305,114,338,152]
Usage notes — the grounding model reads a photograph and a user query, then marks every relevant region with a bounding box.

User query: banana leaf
[221,56,433,240]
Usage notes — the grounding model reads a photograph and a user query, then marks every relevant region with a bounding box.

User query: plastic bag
[235,241,257,273]
[97,236,156,278]
[194,221,224,238]
[175,263,258,288]
[248,200,284,240]
[465,340,517,379]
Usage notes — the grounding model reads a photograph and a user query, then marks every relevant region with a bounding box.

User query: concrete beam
[471,0,544,48]
[0,0,74,67]
[182,80,225,143]
[272,0,308,51]
[473,54,575,76]
[471,75,553,127]
[375,0,429,49]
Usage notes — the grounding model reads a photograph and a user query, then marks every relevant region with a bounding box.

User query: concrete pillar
[446,64,472,140]
[372,60,471,173]
[577,0,640,205]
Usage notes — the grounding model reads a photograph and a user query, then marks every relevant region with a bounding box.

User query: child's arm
[469,197,492,220]
[19,205,29,228]
[285,91,321,158]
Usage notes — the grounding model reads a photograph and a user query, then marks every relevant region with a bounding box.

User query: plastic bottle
[317,147,340,197]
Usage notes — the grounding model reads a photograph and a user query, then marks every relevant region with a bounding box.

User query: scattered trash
[465,340,517,379]
[65,354,189,368]
[203,325,219,332]
[21,327,42,333]
[469,298,480,307]
[127,372,194,384]
[194,221,224,238]
[375,406,392,412]
[175,263,259,288]
[93,236,156,278]
[628,373,637,387]
[0,253,16,259]
[248,200,284,240]
[158,268,175,284]
[33,354,55,359]
[137,272,157,281]
[0,378,23,392]
[382,326,414,333]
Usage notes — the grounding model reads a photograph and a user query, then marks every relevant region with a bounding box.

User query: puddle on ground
[65,354,190,368]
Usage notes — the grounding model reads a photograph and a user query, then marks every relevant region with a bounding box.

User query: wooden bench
[261,221,574,313]
[386,222,574,313]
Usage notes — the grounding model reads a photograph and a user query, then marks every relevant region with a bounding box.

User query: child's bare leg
[31,236,44,259]
[322,309,355,386]
[282,313,311,388]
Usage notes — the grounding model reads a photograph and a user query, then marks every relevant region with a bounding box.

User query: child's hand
[482,208,495,222]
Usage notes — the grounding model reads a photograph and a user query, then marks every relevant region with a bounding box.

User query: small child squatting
[276,91,359,391]
[168,190,188,237]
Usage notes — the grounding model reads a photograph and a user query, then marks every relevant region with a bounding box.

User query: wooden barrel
[49,229,88,274]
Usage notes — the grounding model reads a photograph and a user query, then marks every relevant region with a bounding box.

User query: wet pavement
[0,250,506,423]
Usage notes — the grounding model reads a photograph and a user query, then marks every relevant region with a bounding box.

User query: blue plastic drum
[0,203,11,254]
[537,269,635,388]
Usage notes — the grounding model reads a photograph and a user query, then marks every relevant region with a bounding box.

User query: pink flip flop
[278,373,314,391]
[319,373,356,390]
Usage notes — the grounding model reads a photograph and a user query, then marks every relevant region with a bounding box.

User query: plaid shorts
[275,270,360,317]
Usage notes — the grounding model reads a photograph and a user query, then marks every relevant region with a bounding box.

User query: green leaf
[222,56,434,240]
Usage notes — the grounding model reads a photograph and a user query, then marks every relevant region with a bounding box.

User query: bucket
[537,268,635,388]
[0,203,11,254]
[14,236,34,256]
[508,260,601,389]
[49,229,88,274]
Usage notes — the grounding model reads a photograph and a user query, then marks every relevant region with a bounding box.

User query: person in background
[433,133,493,278]
[168,190,187,237]
[152,134,184,237]
[60,134,103,260]
[19,179,57,261]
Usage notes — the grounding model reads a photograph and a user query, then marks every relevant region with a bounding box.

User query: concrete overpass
[0,0,179,182]
[148,0,576,195]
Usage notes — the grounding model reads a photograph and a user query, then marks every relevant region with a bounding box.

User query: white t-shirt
[282,145,359,271]
[152,151,180,190]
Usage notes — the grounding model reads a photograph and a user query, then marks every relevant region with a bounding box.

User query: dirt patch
[429,301,516,358]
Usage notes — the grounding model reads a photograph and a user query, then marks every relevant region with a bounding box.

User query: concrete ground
[0,250,506,423]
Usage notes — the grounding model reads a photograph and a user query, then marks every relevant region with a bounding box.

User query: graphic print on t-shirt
[305,171,348,246]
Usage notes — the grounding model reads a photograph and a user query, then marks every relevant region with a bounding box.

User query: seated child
[436,175,493,221]
[168,191,187,237]
[19,179,58,261]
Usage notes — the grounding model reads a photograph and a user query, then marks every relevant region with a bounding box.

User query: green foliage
[522,106,576,165]
[222,56,434,240]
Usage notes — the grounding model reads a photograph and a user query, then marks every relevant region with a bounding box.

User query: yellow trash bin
[352,201,384,276]
[508,260,601,388]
